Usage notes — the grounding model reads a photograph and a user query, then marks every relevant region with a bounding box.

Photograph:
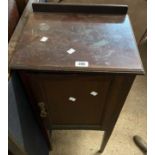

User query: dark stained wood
[99,74,135,152]
[18,72,135,129]
[102,74,136,129]
[32,3,128,15]
[9,3,144,153]
[8,0,20,41]
[8,0,52,152]
[20,72,112,129]
[15,0,28,15]
[8,0,34,63]
[18,72,52,150]
[8,151,14,155]
[9,12,144,74]
[18,71,136,153]
[9,73,51,154]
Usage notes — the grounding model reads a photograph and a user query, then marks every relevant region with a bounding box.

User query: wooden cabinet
[19,71,136,130]
[9,4,144,153]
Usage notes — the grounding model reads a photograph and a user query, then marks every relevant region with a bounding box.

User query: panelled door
[22,72,112,129]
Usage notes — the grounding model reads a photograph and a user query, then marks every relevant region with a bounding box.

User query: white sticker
[69,97,76,102]
[75,61,89,67]
[66,48,76,54]
[40,36,48,42]
[90,91,98,96]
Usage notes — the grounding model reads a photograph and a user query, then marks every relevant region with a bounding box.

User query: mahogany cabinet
[9,3,144,153]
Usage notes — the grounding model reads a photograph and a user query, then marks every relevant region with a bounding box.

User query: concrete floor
[49,0,147,154]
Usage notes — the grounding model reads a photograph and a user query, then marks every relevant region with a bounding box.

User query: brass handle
[38,102,48,118]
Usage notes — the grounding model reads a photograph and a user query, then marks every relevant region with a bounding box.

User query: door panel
[24,73,112,129]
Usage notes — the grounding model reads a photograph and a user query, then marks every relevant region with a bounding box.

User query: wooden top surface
[9,12,144,74]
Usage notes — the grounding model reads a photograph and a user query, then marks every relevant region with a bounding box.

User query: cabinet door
[21,72,112,129]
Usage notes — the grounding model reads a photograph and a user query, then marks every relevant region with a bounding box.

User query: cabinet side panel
[102,74,135,129]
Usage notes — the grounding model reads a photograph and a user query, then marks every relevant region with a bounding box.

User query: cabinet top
[9,12,144,74]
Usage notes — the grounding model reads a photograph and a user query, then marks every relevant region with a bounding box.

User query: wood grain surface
[9,11,144,74]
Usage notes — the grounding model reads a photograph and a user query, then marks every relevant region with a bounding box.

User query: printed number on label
[75,61,89,67]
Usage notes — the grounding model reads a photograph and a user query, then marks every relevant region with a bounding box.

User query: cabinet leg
[99,128,113,153]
